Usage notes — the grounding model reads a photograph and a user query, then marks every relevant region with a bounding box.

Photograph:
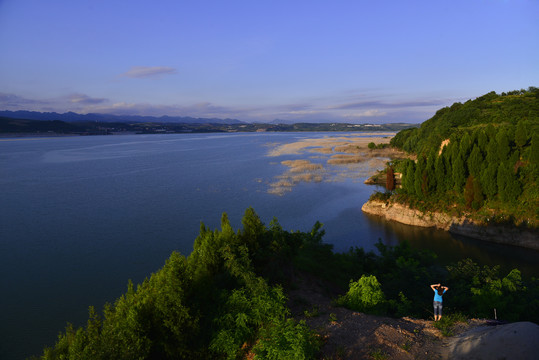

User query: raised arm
[430,283,440,291]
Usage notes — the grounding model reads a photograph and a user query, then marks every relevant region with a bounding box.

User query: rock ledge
[361,200,539,250]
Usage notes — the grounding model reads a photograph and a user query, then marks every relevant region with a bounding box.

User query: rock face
[448,322,539,360]
[361,200,539,250]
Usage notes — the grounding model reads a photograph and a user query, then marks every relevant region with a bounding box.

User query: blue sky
[0,0,537,123]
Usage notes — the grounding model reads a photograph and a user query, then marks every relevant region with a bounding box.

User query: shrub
[338,275,386,314]
[253,319,320,360]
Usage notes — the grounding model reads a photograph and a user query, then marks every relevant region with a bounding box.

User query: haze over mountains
[0,110,245,125]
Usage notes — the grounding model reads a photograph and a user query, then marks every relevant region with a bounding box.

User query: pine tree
[434,153,446,194]
[402,160,416,195]
[459,132,473,158]
[514,120,528,148]
[452,154,466,193]
[485,138,498,164]
[496,129,510,162]
[480,163,498,200]
[477,129,489,153]
[497,162,508,201]
[426,150,437,194]
[496,161,521,202]
[414,156,426,198]
[467,145,484,177]
[472,177,484,210]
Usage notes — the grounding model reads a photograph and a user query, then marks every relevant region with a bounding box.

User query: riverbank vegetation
[35,208,539,359]
[378,88,539,229]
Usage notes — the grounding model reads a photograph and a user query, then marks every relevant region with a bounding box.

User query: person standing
[430,283,449,321]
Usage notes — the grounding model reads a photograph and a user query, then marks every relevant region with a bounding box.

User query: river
[1,132,537,359]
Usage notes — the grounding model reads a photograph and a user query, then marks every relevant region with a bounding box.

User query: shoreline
[361,200,539,251]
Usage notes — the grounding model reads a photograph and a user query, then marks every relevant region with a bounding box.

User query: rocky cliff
[362,200,539,250]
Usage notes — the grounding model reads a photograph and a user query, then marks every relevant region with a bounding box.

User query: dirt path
[287,273,488,360]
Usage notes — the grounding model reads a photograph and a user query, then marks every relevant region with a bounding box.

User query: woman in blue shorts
[430,283,449,321]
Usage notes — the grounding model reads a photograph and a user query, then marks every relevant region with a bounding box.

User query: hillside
[33,209,539,359]
[390,88,539,155]
[373,88,539,231]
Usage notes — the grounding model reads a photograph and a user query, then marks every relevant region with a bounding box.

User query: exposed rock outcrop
[362,200,539,250]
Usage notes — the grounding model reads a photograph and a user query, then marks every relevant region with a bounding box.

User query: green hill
[386,87,539,228]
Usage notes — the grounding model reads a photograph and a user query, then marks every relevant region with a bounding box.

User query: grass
[327,154,362,165]
[304,305,320,318]
[368,347,388,360]
[433,313,468,337]
[399,341,412,352]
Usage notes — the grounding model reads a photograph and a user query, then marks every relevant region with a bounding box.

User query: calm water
[1,133,538,359]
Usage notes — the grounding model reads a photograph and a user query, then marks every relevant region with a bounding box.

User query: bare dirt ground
[287,273,489,360]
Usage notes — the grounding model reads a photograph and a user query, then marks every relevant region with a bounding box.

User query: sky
[0,0,537,123]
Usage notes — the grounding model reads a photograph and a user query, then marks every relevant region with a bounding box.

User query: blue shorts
[433,301,443,315]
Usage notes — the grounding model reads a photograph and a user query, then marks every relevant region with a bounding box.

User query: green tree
[480,163,498,200]
[434,153,447,194]
[452,154,466,193]
[402,159,416,194]
[414,156,427,198]
[485,138,498,165]
[459,132,472,158]
[467,145,483,177]
[514,120,528,148]
[496,129,510,162]
[472,177,484,210]
[425,150,437,194]
[476,129,489,153]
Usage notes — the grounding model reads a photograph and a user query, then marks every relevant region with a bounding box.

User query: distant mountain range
[0,110,245,124]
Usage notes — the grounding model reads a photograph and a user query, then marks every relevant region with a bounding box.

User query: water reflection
[363,213,539,278]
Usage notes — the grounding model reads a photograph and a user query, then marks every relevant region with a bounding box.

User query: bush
[253,319,320,360]
[338,275,386,314]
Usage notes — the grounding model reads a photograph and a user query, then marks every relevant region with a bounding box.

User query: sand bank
[266,133,404,195]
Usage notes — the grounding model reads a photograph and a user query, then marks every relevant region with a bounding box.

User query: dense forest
[35,208,539,359]
[385,88,539,227]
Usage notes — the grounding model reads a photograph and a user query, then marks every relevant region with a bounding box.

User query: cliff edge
[362,200,539,250]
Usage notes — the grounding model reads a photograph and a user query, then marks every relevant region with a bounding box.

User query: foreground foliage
[293,231,539,323]
[36,209,539,359]
[37,208,320,360]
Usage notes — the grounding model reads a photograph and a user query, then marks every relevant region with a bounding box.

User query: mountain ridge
[0,110,245,124]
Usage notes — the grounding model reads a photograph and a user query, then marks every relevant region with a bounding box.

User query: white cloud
[120,66,177,79]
